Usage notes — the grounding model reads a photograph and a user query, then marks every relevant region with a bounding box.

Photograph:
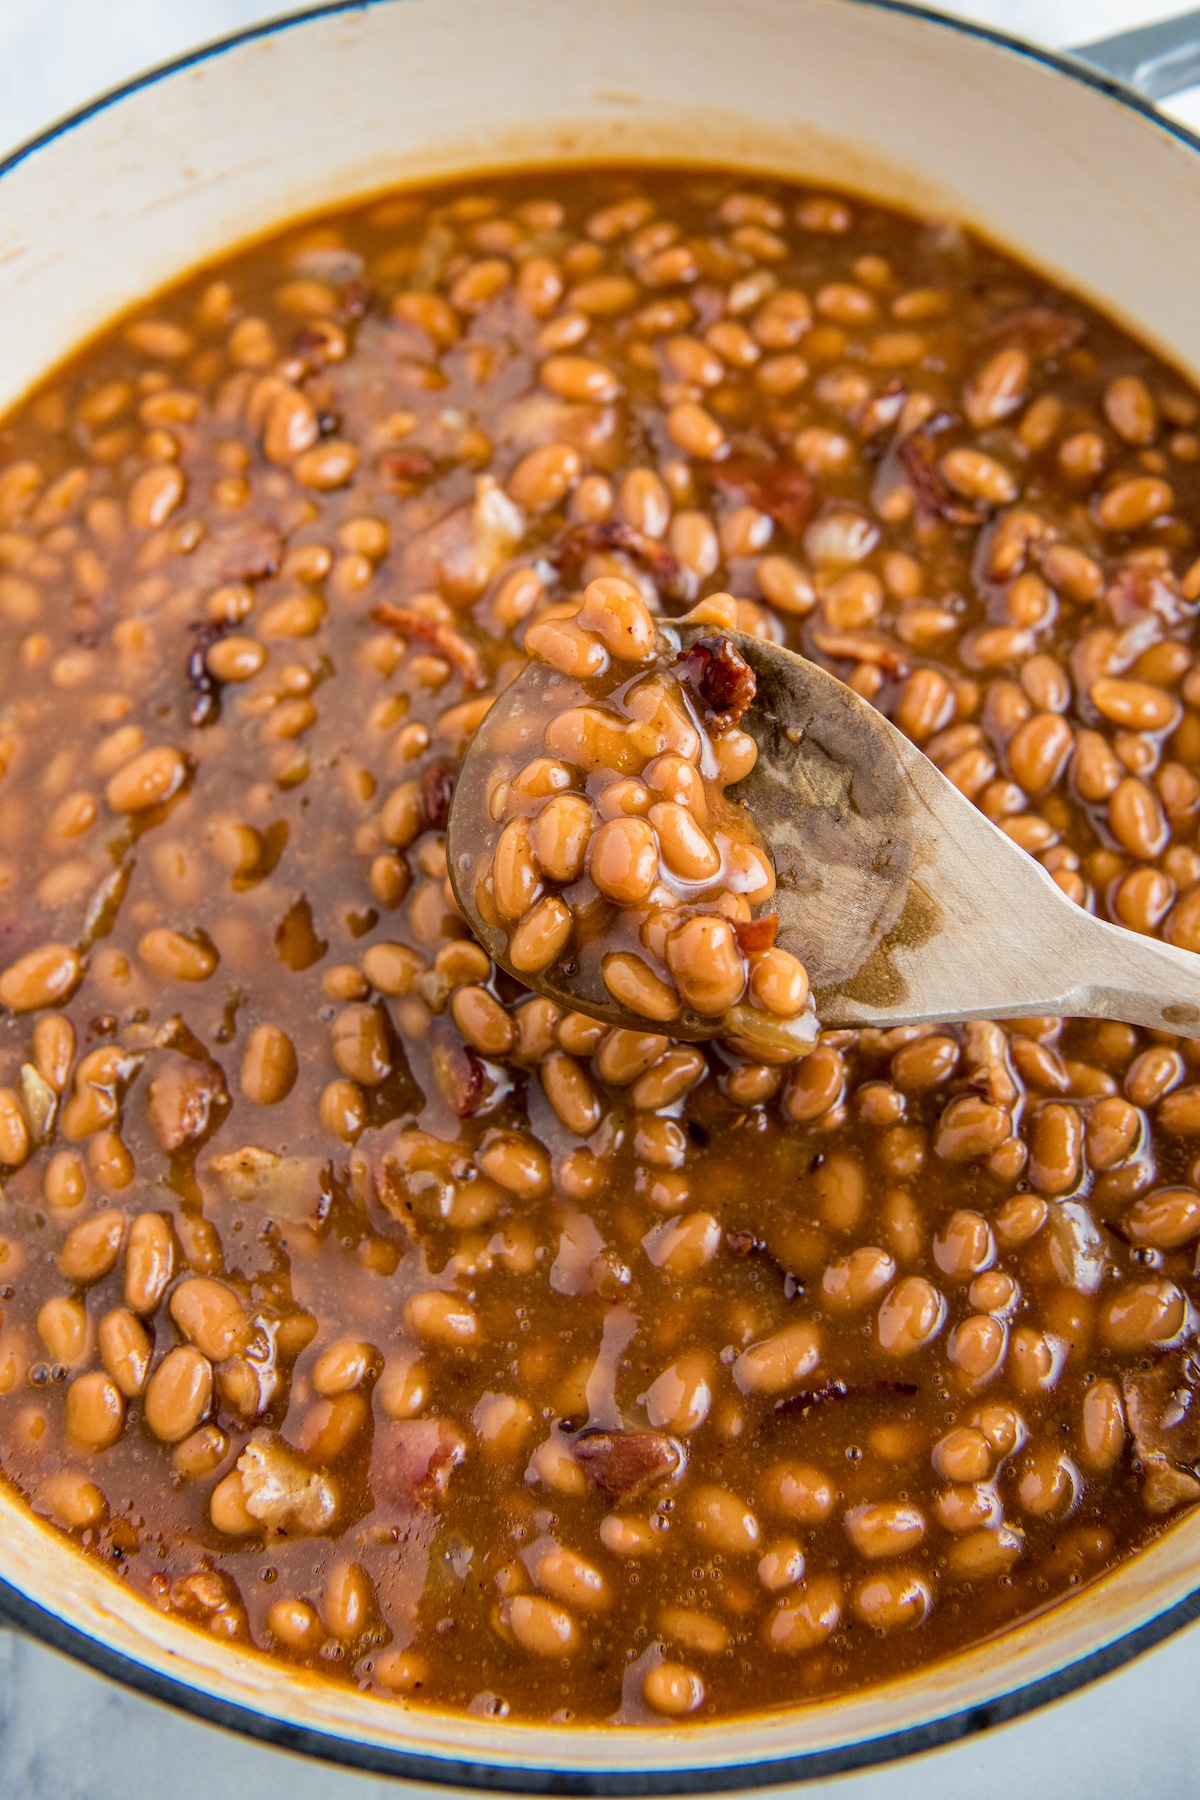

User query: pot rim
[3,0,1200,1787]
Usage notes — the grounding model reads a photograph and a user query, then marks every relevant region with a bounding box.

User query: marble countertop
[2,2,1200,1795]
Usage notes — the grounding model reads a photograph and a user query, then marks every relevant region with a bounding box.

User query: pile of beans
[1,168,1200,1726]
[475,575,816,1051]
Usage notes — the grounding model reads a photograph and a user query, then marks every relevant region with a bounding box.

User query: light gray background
[2,1,1200,1794]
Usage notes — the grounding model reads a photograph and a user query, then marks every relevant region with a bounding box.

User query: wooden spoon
[446,629,1200,1042]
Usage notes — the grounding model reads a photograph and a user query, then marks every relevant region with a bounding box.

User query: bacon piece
[375,1418,466,1507]
[146,1053,229,1152]
[420,756,457,831]
[194,519,283,585]
[1124,1353,1200,1464]
[773,1378,918,1419]
[735,913,778,954]
[1106,565,1195,632]
[379,452,437,491]
[982,306,1084,358]
[371,601,486,689]
[709,455,815,539]
[898,419,984,526]
[551,520,687,600]
[808,628,911,678]
[573,1428,681,1498]
[672,634,756,735]
[238,1431,338,1534]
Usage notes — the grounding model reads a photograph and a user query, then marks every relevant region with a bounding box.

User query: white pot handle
[1072,7,1200,99]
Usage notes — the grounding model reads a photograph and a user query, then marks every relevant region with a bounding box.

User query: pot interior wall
[3,0,1200,1781]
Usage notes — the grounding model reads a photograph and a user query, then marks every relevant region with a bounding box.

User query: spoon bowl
[448,630,1200,1042]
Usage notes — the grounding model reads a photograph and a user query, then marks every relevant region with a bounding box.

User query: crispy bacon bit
[725,1230,765,1256]
[337,277,371,323]
[420,756,457,831]
[1123,1354,1200,1464]
[982,306,1084,358]
[808,628,912,678]
[194,519,283,585]
[146,1053,230,1152]
[709,455,815,539]
[238,1431,338,1534]
[375,1418,466,1507]
[899,420,985,526]
[773,1378,918,1419]
[1106,565,1195,631]
[432,1039,489,1118]
[551,520,688,601]
[735,913,778,954]
[187,621,226,727]
[573,1428,681,1498]
[672,634,756,735]
[379,451,437,491]
[371,601,486,689]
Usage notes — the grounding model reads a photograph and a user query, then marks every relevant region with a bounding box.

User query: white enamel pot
[5,0,1200,1787]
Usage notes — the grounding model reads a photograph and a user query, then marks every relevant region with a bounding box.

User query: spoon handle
[1040,908,1200,1039]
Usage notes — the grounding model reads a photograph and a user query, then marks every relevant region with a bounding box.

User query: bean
[509,897,571,973]
[65,1371,124,1451]
[734,1322,821,1395]
[1016,1445,1080,1518]
[362,942,424,996]
[890,1034,959,1092]
[144,1345,213,1442]
[541,1051,601,1136]
[763,1575,843,1653]
[644,1351,714,1433]
[38,1295,88,1364]
[666,402,726,458]
[169,1277,250,1360]
[476,1132,549,1197]
[39,1471,108,1531]
[933,1427,992,1483]
[941,448,1017,504]
[643,1662,704,1715]
[578,577,657,662]
[1007,713,1073,795]
[98,1308,152,1396]
[331,1003,391,1085]
[405,1290,478,1346]
[965,347,1029,428]
[1125,1187,1200,1247]
[1029,1103,1082,1195]
[1100,1280,1186,1349]
[852,1570,932,1632]
[588,816,659,905]
[820,1246,895,1311]
[531,1545,610,1613]
[124,1212,175,1314]
[1094,475,1173,530]
[33,1013,75,1093]
[845,1501,926,1560]
[630,1047,706,1111]
[0,944,83,1013]
[1109,776,1169,858]
[1009,1326,1063,1394]
[500,1594,579,1656]
[508,444,581,511]
[934,1095,1008,1161]
[104,745,186,813]
[324,1561,376,1640]
[687,1484,760,1553]
[319,1078,365,1142]
[947,1314,1007,1386]
[59,1210,125,1283]
[783,1046,846,1121]
[240,1024,297,1104]
[41,1148,83,1208]
[1092,676,1180,733]
[138,929,216,982]
[666,917,745,1014]
[877,1277,946,1354]
[0,1090,30,1168]
[602,952,680,1021]
[946,1527,1022,1580]
[1126,1047,1184,1107]
[933,1211,994,1279]
[1158,1087,1200,1135]
[1079,1378,1126,1473]
[530,794,594,883]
